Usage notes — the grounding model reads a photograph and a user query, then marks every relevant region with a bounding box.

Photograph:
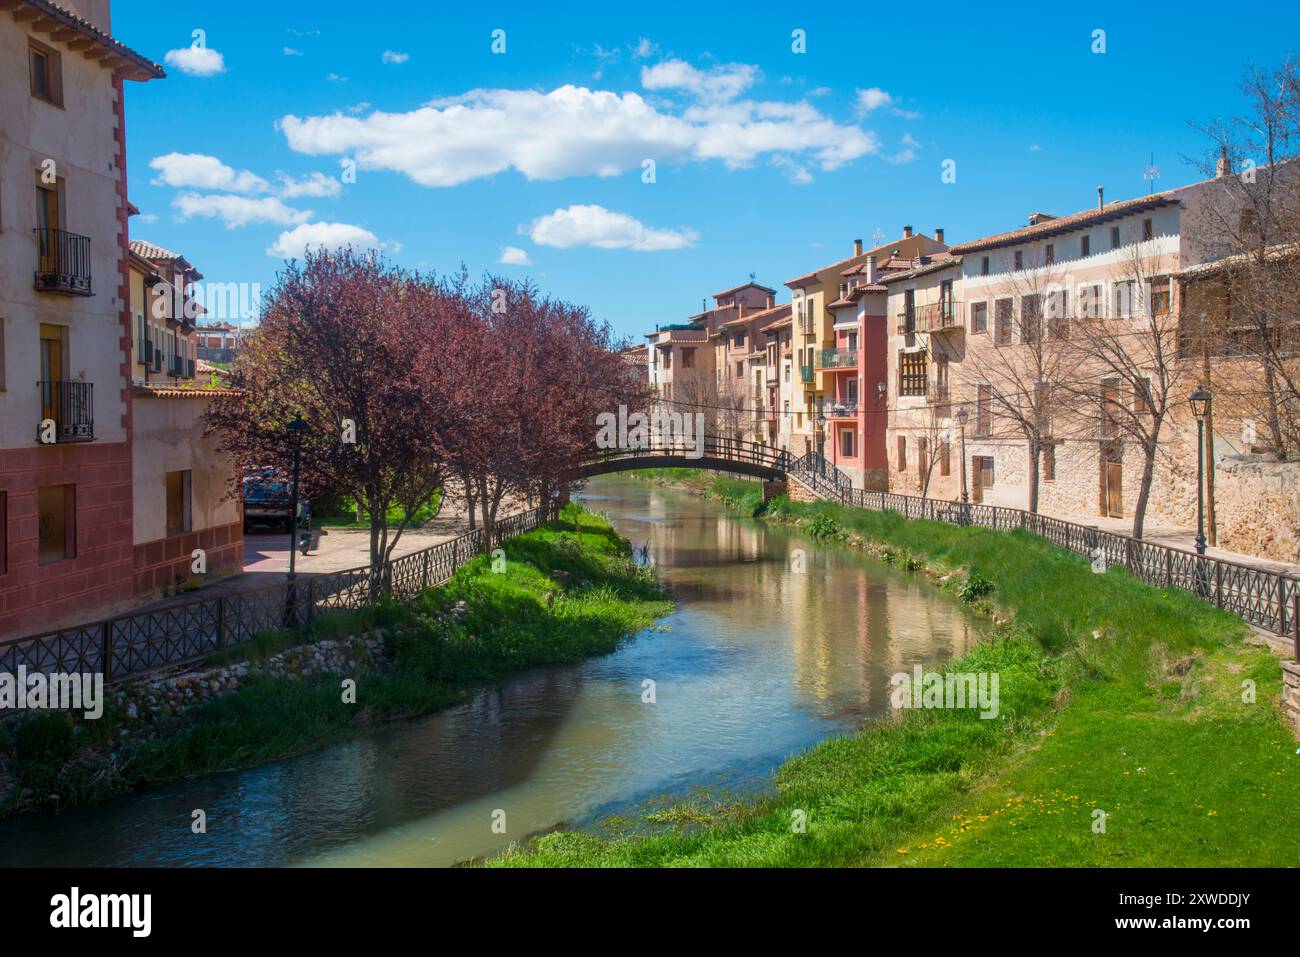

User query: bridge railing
[584,436,792,473]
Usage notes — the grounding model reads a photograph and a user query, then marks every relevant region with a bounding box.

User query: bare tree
[1186,57,1300,460]
[954,252,1077,513]
[1057,236,1187,539]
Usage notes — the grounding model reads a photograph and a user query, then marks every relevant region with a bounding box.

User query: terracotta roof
[879,255,963,284]
[757,304,793,331]
[717,302,790,329]
[13,1,165,81]
[129,239,181,261]
[134,384,240,399]
[1178,241,1300,279]
[713,281,777,298]
[949,193,1181,254]
[785,233,941,289]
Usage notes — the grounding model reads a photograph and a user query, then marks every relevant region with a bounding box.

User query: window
[1100,378,1121,438]
[970,301,988,333]
[918,437,929,478]
[1142,218,1154,241]
[1079,283,1103,319]
[735,361,743,379]
[975,455,995,488]
[898,350,928,397]
[735,332,746,349]
[784,364,790,383]
[1110,226,1122,249]
[1047,289,1070,339]
[28,39,63,106]
[38,484,74,564]
[1114,280,1136,318]
[1081,234,1091,257]
[166,470,193,535]
[1150,277,1171,316]
[840,429,855,458]
[981,256,990,276]
[1133,377,1152,416]
[1020,294,1042,344]
[1013,250,1023,270]
[975,384,992,437]
[1045,243,1055,265]
[1043,444,1056,482]
[680,347,695,369]
[940,440,951,476]
[994,299,1013,346]
[897,435,907,471]
[1035,382,1053,436]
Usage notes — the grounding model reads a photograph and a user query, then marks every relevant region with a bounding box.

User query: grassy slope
[1,505,671,814]
[494,474,1298,867]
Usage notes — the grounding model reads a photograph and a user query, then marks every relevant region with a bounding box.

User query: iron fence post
[1293,592,1298,663]
[1277,576,1287,636]
[217,596,226,650]
[1214,562,1223,608]
[1165,550,1173,587]
[101,619,112,682]
[306,578,316,623]
[422,550,430,591]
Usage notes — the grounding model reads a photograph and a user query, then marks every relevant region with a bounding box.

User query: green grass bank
[492,473,1298,867]
[0,505,671,817]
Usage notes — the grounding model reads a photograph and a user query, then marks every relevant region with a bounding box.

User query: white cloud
[1029,143,1042,152]
[773,156,812,185]
[149,153,269,193]
[326,73,347,82]
[382,50,409,65]
[135,213,159,224]
[885,133,920,165]
[276,171,343,198]
[641,58,759,102]
[164,45,226,77]
[855,87,893,114]
[174,193,312,228]
[267,222,381,259]
[525,205,697,252]
[632,38,659,60]
[498,245,533,265]
[283,46,303,57]
[280,81,879,187]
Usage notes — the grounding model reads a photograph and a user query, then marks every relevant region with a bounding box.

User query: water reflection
[0,478,975,867]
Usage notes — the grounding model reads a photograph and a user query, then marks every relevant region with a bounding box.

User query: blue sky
[114,1,1299,341]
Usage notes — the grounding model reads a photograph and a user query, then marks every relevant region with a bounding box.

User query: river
[0,477,977,867]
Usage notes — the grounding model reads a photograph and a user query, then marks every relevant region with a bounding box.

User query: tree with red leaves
[206,249,455,583]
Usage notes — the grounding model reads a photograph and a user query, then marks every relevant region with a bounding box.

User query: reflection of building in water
[787,548,976,717]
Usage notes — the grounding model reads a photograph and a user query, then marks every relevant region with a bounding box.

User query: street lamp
[1188,385,1211,557]
[955,407,970,525]
[286,413,308,581]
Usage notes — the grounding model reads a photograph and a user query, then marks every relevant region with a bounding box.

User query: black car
[242,468,310,534]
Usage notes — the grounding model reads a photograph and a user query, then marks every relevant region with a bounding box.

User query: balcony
[797,312,816,335]
[37,380,94,443]
[33,228,93,296]
[799,365,815,383]
[827,400,859,419]
[816,348,858,370]
[917,300,965,333]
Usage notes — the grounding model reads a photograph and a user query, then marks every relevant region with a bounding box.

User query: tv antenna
[1143,152,1160,194]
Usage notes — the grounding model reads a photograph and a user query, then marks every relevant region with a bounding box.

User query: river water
[0,477,976,867]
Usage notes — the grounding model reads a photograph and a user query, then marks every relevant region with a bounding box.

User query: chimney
[853,238,863,256]
[767,293,775,308]
[902,225,913,239]
[934,227,945,246]
[865,255,878,283]
[739,303,746,318]
[1097,186,1104,210]
[1216,146,1231,178]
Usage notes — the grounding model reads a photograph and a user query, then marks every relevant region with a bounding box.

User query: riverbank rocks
[110,633,393,726]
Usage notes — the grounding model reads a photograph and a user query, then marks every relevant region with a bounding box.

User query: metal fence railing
[0,504,555,684]
[787,465,1299,657]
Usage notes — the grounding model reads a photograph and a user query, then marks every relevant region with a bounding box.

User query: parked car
[242,468,311,535]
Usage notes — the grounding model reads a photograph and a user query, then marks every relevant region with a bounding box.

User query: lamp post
[1188,385,1212,557]
[286,413,308,581]
[955,407,970,525]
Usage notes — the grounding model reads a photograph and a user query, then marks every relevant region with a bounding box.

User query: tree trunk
[1027,439,1041,514]
[1132,445,1157,540]
[477,475,494,554]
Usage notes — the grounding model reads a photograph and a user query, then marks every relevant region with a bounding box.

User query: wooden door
[40,326,63,422]
[1105,461,1123,517]
[971,456,983,503]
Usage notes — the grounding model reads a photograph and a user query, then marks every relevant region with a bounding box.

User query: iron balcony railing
[799,365,815,383]
[816,348,858,369]
[33,228,92,295]
[37,380,94,442]
[917,300,965,333]
[827,401,859,418]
